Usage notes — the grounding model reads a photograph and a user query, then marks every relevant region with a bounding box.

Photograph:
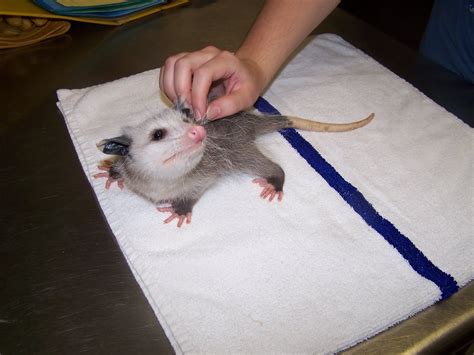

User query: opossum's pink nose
[188,125,207,144]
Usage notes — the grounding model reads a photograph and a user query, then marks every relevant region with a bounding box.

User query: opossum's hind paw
[157,207,192,228]
[252,178,283,202]
[93,163,124,190]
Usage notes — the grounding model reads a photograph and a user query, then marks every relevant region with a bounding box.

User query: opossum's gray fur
[98,105,373,220]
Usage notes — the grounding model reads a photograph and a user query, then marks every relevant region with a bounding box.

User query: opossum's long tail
[288,113,374,132]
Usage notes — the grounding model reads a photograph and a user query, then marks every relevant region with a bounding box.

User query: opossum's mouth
[162,143,204,165]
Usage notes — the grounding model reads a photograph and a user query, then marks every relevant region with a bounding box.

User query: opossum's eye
[152,129,166,141]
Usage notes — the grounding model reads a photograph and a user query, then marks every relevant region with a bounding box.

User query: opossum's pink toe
[268,191,276,202]
[277,191,283,201]
[157,206,174,213]
[261,187,270,198]
[252,178,267,187]
[164,213,178,224]
[93,172,109,178]
[118,180,125,190]
[105,177,114,189]
[177,215,186,228]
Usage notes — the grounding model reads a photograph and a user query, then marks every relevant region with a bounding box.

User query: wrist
[236,50,272,92]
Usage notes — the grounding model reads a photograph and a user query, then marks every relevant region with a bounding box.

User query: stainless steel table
[1,1,473,353]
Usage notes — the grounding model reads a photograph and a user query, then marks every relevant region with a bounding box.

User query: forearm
[236,0,340,90]
[160,0,340,119]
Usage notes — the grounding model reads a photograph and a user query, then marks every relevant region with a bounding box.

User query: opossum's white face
[125,109,207,180]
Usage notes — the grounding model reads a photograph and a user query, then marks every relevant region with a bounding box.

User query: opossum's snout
[161,125,206,167]
[187,125,206,144]
[96,135,131,156]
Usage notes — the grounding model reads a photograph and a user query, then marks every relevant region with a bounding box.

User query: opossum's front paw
[252,178,283,202]
[93,161,124,190]
[156,206,192,228]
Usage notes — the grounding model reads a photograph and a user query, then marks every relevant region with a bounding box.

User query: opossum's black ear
[96,135,131,156]
[174,97,192,119]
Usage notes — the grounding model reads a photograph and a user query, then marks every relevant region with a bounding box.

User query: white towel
[57,34,473,354]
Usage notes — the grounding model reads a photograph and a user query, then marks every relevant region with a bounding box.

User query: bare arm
[237,0,340,92]
[159,0,339,120]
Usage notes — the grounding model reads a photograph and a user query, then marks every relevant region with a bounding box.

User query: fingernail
[206,106,220,120]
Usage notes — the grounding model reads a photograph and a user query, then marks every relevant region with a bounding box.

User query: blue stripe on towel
[254,97,459,299]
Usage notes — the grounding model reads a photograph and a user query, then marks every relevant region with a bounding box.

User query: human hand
[159,46,266,120]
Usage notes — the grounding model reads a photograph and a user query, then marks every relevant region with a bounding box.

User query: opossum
[94,103,374,227]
